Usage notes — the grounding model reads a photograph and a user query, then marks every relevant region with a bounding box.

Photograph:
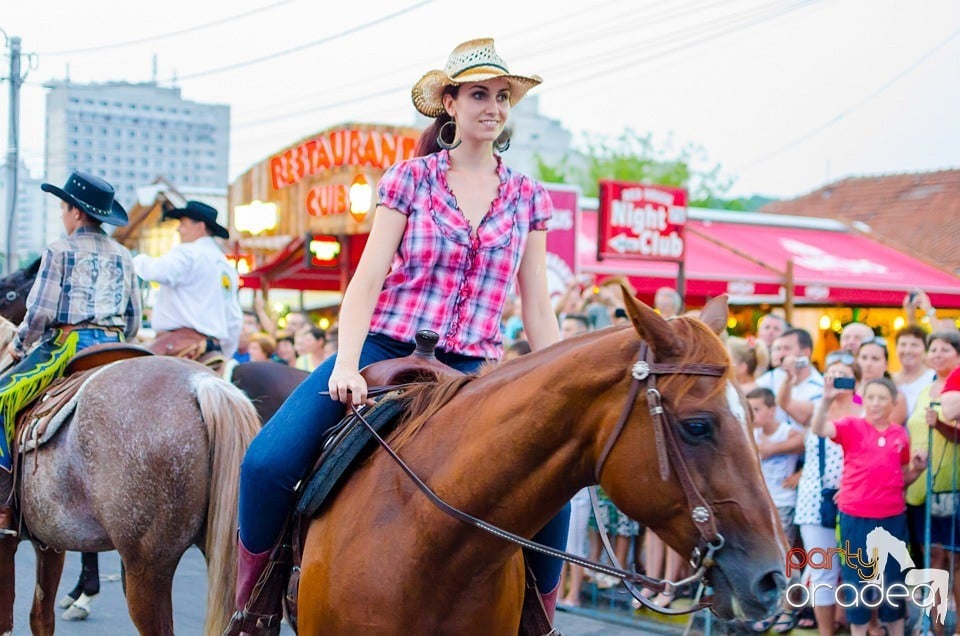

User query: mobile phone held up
[795,356,810,368]
[833,377,856,390]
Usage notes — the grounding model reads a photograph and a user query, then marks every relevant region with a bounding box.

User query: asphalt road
[10,546,666,635]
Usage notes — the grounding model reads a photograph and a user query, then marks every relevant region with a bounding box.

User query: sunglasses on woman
[825,351,855,366]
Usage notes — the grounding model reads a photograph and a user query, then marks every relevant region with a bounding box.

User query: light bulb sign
[306,234,342,269]
[597,180,687,262]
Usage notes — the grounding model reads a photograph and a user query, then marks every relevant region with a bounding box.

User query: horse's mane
[390,374,477,451]
[661,317,734,406]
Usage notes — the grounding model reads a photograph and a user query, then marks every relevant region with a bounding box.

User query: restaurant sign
[270,129,418,190]
[597,181,687,262]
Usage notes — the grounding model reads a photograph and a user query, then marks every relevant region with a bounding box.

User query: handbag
[818,437,839,529]
[930,492,960,518]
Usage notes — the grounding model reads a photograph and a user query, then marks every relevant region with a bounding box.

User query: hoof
[57,594,77,609]
[62,604,89,621]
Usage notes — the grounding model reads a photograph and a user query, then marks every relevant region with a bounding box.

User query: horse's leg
[123,562,175,636]
[29,544,64,636]
[0,537,17,636]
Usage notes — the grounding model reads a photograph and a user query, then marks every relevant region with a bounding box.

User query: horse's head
[596,287,786,620]
[0,258,39,324]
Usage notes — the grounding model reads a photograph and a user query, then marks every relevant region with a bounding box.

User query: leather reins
[343,339,730,615]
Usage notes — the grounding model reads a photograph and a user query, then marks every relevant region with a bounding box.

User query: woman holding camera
[811,376,927,636]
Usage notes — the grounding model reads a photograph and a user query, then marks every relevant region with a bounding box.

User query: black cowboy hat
[40,171,129,227]
[163,200,229,239]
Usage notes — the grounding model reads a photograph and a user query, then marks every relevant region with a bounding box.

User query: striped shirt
[369,150,552,360]
[14,226,141,355]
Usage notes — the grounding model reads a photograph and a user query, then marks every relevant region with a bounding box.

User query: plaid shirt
[14,226,141,355]
[369,150,552,359]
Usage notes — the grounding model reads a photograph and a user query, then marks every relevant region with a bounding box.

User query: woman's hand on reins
[329,365,368,406]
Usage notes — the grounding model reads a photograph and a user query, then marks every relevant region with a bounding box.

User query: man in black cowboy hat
[133,200,241,360]
[0,171,141,537]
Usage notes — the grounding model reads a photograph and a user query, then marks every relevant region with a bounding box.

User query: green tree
[535,128,733,206]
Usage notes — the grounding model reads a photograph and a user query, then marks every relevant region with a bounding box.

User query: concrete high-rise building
[43,80,229,234]
[0,160,46,270]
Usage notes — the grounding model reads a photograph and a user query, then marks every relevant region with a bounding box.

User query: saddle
[149,327,224,373]
[14,343,153,454]
[236,331,556,636]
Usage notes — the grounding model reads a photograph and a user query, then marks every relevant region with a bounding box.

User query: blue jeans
[240,332,570,591]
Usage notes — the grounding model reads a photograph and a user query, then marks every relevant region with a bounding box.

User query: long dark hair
[415,86,459,157]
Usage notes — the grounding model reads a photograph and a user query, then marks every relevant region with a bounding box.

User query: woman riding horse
[231,38,570,632]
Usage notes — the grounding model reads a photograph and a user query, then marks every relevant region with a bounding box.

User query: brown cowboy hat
[163,201,229,239]
[411,38,542,118]
[41,171,129,227]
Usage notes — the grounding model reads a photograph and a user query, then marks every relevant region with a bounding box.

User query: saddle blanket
[297,394,408,518]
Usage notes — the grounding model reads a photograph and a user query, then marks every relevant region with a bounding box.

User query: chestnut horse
[296,292,787,634]
[0,326,260,633]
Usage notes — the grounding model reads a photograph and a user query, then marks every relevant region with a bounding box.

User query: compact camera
[832,376,856,390]
[795,356,809,368]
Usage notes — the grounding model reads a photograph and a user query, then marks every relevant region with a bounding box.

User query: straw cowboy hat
[163,200,230,239]
[411,38,542,118]
[41,171,129,226]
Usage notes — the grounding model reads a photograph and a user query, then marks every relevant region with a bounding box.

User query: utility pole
[3,34,29,274]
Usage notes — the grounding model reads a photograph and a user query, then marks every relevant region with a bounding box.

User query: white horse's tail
[192,372,260,636]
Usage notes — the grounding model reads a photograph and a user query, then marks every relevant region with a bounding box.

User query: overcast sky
[2,0,958,199]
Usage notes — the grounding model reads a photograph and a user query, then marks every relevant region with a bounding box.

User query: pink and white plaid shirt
[369,150,552,360]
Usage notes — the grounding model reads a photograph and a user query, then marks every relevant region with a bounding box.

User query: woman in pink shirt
[229,38,565,632]
[811,378,927,636]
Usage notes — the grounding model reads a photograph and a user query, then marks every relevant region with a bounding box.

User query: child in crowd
[748,387,804,633]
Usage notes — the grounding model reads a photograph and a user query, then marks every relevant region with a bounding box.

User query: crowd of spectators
[231,293,339,370]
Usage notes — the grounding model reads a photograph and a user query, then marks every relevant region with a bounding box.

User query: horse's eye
[4,291,16,302]
[680,417,713,441]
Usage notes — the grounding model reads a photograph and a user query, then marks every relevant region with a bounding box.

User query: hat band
[450,61,510,80]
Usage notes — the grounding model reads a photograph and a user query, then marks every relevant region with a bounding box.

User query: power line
[169,0,434,82]
[737,24,960,171]
[35,0,294,56]
[230,0,750,132]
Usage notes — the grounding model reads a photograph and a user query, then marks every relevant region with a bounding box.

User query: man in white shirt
[134,201,242,359]
[756,328,824,428]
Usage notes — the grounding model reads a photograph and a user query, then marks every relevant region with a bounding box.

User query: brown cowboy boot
[223,538,284,636]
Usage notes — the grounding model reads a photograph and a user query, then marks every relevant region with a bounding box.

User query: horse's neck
[419,351,622,537]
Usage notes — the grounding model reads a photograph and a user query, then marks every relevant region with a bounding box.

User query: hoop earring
[437,120,461,151]
[494,130,511,153]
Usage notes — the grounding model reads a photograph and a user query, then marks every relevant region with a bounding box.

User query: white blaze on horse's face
[726,381,749,434]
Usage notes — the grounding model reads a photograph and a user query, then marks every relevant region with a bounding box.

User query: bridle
[591,340,728,613]
[347,338,731,615]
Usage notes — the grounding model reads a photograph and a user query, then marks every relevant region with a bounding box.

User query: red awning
[577,209,960,307]
[239,234,368,292]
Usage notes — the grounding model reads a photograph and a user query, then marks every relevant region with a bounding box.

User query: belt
[59,323,124,335]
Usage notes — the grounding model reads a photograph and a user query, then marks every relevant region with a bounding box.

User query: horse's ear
[620,283,681,356]
[26,258,41,277]
[699,294,730,335]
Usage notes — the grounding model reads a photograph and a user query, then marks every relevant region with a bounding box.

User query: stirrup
[223,608,282,636]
